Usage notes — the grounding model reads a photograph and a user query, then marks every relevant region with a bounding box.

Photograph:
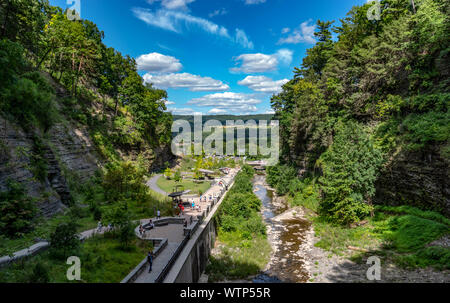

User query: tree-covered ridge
[0,0,173,150]
[271,0,449,224]
[0,0,175,258]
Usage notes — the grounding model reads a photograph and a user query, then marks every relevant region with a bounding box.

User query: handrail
[154,235,190,283]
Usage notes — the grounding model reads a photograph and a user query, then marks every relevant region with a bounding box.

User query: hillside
[0,1,174,247]
[270,0,449,220]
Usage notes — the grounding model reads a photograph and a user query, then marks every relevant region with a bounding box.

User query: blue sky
[50,0,368,115]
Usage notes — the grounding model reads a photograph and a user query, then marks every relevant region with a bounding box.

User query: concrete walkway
[130,168,239,283]
[146,174,167,195]
[134,242,180,283]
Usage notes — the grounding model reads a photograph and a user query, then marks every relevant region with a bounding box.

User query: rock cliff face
[375,144,450,216]
[0,116,99,217]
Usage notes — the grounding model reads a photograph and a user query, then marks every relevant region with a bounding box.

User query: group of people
[96,221,113,233]
[139,218,156,236]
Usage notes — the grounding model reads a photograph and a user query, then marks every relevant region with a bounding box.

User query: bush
[49,222,80,259]
[102,161,148,202]
[28,262,50,283]
[318,121,384,225]
[0,180,37,238]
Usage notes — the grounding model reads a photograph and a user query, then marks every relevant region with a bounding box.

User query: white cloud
[230,53,278,73]
[208,108,228,115]
[136,52,182,73]
[143,73,229,92]
[244,0,266,5]
[275,49,293,65]
[278,20,316,44]
[238,76,289,94]
[132,8,254,49]
[165,100,175,105]
[281,27,290,34]
[209,8,227,18]
[167,107,201,115]
[230,49,293,73]
[188,92,262,113]
[147,0,195,11]
[235,29,254,49]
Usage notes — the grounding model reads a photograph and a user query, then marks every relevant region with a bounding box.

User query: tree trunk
[411,0,416,14]
[37,47,51,68]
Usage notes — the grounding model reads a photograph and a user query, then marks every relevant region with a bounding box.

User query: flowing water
[252,175,311,283]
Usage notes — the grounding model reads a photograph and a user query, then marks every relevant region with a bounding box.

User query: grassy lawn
[0,233,152,283]
[206,231,272,282]
[0,212,98,257]
[311,205,450,270]
[156,177,211,195]
[0,190,173,257]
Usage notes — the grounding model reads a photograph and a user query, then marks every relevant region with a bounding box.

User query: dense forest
[269,0,449,224]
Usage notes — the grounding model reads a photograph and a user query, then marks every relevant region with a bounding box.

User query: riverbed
[253,175,311,283]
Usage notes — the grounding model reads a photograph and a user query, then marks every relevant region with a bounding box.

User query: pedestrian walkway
[128,168,239,283]
[134,242,180,283]
[146,174,167,195]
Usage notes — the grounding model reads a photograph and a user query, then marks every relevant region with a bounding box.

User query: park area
[156,177,211,196]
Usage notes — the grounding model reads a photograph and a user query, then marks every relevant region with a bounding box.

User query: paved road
[146,174,167,195]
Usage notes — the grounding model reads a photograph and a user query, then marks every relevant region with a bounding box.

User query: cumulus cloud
[230,49,293,73]
[188,92,262,113]
[275,49,293,65]
[238,76,289,94]
[143,73,229,92]
[230,53,278,73]
[278,20,316,44]
[136,52,182,73]
[167,107,202,115]
[208,108,228,115]
[147,0,195,11]
[132,8,254,49]
[281,27,290,34]
[165,100,175,105]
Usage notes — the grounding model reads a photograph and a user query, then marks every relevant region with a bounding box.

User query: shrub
[49,222,80,259]
[318,121,384,225]
[28,263,50,283]
[0,180,37,238]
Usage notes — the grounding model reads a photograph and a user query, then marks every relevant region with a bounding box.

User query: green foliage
[173,169,182,182]
[49,221,80,259]
[216,165,265,240]
[29,262,50,283]
[0,180,37,238]
[102,161,148,203]
[318,121,384,225]
[270,0,449,223]
[402,111,450,149]
[381,215,448,253]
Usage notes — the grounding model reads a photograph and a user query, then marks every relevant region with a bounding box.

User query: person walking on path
[157,210,161,219]
[147,250,154,273]
[97,221,102,233]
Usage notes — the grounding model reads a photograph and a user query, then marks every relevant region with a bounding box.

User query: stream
[252,174,311,283]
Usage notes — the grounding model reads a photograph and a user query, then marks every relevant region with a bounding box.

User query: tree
[49,221,80,259]
[174,170,182,183]
[318,121,384,225]
[0,180,37,238]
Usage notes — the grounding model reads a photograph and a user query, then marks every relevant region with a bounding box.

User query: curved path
[146,174,167,195]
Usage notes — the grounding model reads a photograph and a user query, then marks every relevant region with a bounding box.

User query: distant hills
[173,114,275,125]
